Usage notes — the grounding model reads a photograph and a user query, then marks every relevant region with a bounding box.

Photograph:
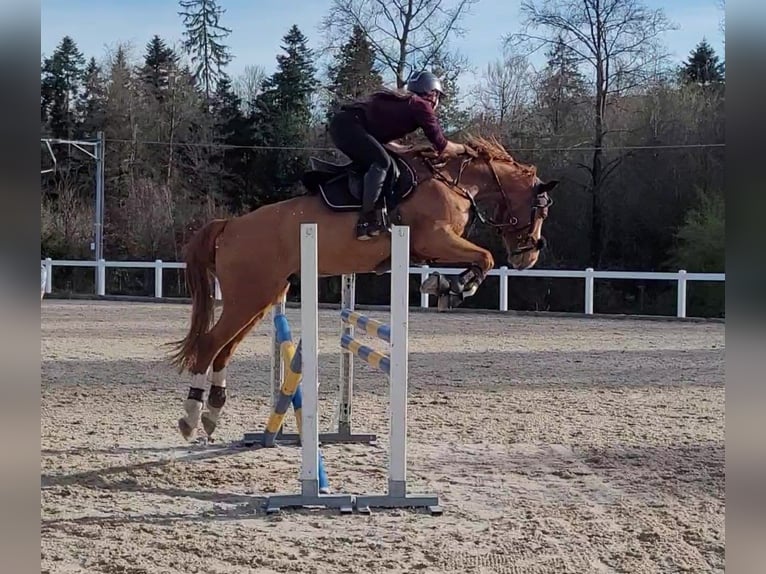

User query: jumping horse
[168,136,559,440]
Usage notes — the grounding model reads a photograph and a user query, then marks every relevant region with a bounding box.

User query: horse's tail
[168,218,228,373]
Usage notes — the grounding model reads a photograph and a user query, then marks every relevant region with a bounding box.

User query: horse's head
[463,137,558,270]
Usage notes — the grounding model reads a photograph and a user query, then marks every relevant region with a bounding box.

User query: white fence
[40,258,725,319]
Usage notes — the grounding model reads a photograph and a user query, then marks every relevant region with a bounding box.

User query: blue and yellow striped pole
[262,314,329,492]
[340,333,391,375]
[340,309,391,343]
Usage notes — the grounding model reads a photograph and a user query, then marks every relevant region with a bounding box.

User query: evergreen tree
[41,36,86,138]
[103,46,138,191]
[76,57,107,137]
[326,25,383,117]
[538,35,588,135]
[141,35,180,102]
[249,25,318,207]
[681,38,725,86]
[212,77,254,209]
[178,0,233,103]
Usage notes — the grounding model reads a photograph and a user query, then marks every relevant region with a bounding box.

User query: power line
[101,137,725,153]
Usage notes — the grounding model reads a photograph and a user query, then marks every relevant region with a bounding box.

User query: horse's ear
[537,179,559,193]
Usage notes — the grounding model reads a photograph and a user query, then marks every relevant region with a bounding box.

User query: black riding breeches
[328,110,391,173]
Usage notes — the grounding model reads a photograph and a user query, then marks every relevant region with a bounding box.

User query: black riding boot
[357,164,388,240]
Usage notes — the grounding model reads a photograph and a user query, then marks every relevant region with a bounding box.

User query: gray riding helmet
[406,71,444,95]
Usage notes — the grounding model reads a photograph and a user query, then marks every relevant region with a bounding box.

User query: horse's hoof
[201,413,217,437]
[178,417,195,441]
[421,272,449,296]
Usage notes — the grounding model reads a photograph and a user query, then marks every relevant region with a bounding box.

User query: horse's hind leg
[179,284,289,441]
[199,312,262,438]
[201,285,289,437]
[179,305,266,440]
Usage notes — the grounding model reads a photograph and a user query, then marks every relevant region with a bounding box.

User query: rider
[328,71,467,240]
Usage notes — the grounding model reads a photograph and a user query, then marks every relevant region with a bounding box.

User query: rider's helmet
[406,71,444,96]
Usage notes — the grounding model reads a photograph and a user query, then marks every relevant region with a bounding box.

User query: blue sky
[41,0,725,91]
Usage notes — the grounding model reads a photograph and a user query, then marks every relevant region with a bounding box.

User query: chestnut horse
[168,136,558,441]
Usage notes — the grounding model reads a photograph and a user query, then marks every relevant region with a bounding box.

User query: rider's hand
[440,141,465,158]
[421,140,465,159]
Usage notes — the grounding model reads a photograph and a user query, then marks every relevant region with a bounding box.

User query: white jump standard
[263,223,441,514]
[263,224,355,514]
[341,226,440,514]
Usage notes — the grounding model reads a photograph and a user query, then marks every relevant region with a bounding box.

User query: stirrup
[356,218,373,240]
[356,226,371,240]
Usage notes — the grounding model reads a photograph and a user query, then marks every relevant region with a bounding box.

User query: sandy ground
[41,300,725,574]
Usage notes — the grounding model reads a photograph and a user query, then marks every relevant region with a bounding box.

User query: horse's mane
[461,134,537,177]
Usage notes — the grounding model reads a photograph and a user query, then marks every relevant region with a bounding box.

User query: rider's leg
[328,110,391,239]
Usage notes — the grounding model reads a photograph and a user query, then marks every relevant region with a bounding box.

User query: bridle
[425,154,554,254]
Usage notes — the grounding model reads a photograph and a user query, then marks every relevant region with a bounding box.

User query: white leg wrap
[183,373,207,428]
[211,368,227,387]
[190,373,207,390]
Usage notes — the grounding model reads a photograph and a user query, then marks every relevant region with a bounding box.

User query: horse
[167,135,559,441]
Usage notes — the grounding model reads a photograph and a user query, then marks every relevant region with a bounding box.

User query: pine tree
[249,25,318,206]
[141,35,180,102]
[538,35,588,135]
[76,57,107,137]
[681,39,725,86]
[212,77,254,209]
[41,36,86,138]
[326,25,383,117]
[178,0,233,103]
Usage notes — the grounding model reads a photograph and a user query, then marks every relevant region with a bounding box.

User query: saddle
[300,148,418,213]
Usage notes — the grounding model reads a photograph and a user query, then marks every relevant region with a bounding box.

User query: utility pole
[94,131,105,261]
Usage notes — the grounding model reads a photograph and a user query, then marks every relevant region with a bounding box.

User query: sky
[41,0,725,92]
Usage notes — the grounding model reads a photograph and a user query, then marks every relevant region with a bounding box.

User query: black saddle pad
[301,150,418,213]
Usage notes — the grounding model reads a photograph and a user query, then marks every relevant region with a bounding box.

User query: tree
[212,77,254,209]
[326,25,384,117]
[141,35,180,102]
[322,0,477,87]
[681,38,725,86]
[507,0,676,267]
[249,25,319,206]
[232,64,266,113]
[178,0,233,103]
[473,54,532,129]
[41,36,86,138]
[537,35,587,135]
[76,57,107,137]
[668,187,724,317]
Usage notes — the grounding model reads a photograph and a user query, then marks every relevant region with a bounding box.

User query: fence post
[44,258,53,294]
[499,266,509,311]
[584,268,594,315]
[154,260,163,298]
[96,259,106,296]
[677,270,687,318]
[419,265,429,309]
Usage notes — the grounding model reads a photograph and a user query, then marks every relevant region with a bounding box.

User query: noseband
[426,155,553,254]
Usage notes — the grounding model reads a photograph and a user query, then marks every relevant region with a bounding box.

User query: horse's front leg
[413,228,495,310]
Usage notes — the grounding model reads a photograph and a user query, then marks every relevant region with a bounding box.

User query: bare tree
[322,0,478,87]
[506,0,676,266]
[472,54,532,126]
[232,64,266,110]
